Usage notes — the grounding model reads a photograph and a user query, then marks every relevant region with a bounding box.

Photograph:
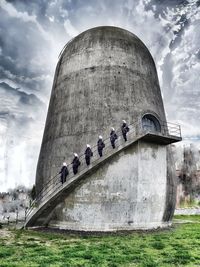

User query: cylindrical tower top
[36,26,166,194]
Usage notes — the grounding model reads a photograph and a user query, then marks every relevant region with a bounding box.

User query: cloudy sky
[0,0,200,192]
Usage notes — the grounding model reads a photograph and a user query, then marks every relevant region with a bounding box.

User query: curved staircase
[24,120,181,228]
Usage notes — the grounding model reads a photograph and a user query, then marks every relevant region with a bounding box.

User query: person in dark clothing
[85,144,93,166]
[59,162,69,184]
[72,153,81,175]
[121,120,129,141]
[110,127,118,148]
[97,135,105,157]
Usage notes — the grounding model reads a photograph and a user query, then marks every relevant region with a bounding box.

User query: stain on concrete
[34,26,177,231]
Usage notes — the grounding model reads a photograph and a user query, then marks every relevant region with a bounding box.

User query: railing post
[25,207,28,222]
[15,207,18,225]
[179,124,181,138]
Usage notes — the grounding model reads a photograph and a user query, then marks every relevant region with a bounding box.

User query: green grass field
[0,215,200,267]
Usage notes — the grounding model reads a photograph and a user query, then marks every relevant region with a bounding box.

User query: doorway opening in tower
[142,114,161,133]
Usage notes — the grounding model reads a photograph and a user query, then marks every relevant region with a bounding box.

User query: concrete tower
[30,26,181,231]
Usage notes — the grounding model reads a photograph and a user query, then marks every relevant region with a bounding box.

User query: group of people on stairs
[60,120,130,184]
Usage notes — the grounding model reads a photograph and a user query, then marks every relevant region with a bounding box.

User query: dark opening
[142,114,161,132]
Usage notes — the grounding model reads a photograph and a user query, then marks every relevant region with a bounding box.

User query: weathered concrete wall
[49,141,169,231]
[34,26,177,230]
[36,26,167,194]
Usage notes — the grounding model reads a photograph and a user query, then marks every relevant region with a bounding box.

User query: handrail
[26,121,138,218]
[33,120,138,200]
[26,119,181,219]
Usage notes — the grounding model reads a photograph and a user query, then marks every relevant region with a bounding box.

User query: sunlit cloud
[0,0,199,191]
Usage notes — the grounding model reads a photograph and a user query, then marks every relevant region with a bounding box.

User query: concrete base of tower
[46,141,175,231]
[48,221,172,232]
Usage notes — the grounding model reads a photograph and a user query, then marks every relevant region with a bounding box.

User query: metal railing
[141,121,181,137]
[162,121,181,137]
[25,119,181,220]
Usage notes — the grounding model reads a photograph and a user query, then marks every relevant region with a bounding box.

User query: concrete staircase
[24,121,182,228]
[25,133,144,227]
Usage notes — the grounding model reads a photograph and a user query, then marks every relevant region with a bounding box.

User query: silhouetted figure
[85,144,93,166]
[121,120,129,141]
[97,136,105,157]
[72,153,81,174]
[110,127,118,148]
[59,162,69,184]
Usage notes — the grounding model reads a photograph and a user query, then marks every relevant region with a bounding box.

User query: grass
[0,215,199,267]
[173,214,200,222]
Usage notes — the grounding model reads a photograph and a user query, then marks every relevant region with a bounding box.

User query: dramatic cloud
[0,82,46,190]
[0,0,199,191]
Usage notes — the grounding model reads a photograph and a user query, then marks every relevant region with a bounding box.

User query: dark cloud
[0,80,46,191]
[0,111,10,117]
[6,0,49,17]
[145,0,191,49]
[0,0,199,191]
[0,8,53,98]
[0,82,43,106]
[146,0,190,9]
